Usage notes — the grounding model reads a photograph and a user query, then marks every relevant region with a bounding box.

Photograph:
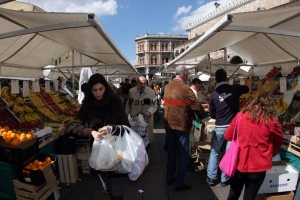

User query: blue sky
[16,0,229,65]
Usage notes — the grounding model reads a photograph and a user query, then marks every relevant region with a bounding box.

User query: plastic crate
[0,138,38,165]
[18,154,58,186]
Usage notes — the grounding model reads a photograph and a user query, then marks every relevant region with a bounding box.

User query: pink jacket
[224,111,283,173]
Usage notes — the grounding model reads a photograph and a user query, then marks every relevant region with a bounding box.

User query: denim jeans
[98,172,126,196]
[207,126,230,183]
[165,128,190,187]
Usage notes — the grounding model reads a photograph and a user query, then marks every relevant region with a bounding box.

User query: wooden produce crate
[57,154,78,183]
[13,179,59,200]
[194,141,224,170]
[282,134,300,157]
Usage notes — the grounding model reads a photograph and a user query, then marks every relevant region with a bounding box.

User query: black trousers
[227,170,266,200]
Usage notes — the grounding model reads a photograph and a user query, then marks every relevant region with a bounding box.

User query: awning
[162,6,300,72]
[0,8,138,79]
[0,0,14,4]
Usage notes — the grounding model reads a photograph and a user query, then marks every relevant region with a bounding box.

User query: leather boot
[103,189,112,200]
[111,195,123,200]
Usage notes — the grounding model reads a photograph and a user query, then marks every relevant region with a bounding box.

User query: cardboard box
[256,191,294,200]
[257,164,299,194]
[57,154,78,183]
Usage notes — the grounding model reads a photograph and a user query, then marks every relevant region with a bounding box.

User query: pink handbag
[219,113,242,178]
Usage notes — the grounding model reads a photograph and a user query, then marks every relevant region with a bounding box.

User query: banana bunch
[24,113,41,122]
[16,97,26,104]
[274,81,279,89]
[49,90,56,95]
[240,93,250,99]
[23,105,33,113]
[275,95,289,114]
[1,86,10,100]
[291,82,298,89]
[13,103,24,113]
[262,80,270,93]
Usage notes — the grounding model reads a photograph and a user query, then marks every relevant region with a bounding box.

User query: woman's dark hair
[215,69,227,83]
[84,73,114,102]
[242,92,277,124]
[81,83,88,94]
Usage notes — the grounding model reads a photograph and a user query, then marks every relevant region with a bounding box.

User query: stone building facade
[135,32,188,80]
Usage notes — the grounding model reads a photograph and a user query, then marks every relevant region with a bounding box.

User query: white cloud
[18,0,118,17]
[174,5,192,20]
[120,5,130,9]
[129,58,136,66]
[173,0,228,32]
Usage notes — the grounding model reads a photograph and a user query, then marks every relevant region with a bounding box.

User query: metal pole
[72,49,75,100]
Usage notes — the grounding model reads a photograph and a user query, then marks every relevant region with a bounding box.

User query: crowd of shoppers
[73,65,288,200]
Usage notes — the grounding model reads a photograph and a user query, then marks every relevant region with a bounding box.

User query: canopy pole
[224,48,227,74]
[72,49,75,100]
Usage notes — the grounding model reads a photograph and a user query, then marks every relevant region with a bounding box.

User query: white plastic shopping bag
[89,133,119,171]
[114,130,133,174]
[128,114,148,137]
[123,126,149,181]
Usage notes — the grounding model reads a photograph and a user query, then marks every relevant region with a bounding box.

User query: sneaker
[221,180,230,187]
[206,178,216,186]
[175,184,191,191]
[166,179,176,185]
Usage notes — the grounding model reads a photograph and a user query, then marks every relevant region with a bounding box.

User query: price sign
[240,79,245,85]
[229,79,233,85]
[45,81,50,93]
[11,80,19,94]
[32,81,40,93]
[61,80,65,88]
[23,81,29,97]
[280,77,286,93]
[54,80,58,91]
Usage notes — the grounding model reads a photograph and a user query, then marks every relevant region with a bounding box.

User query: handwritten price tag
[45,81,50,93]
[11,80,19,94]
[23,81,29,97]
[54,81,58,91]
[32,81,40,93]
[279,77,286,93]
[240,79,245,85]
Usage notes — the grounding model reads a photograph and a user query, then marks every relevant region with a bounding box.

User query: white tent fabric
[77,68,92,104]
[162,6,300,73]
[0,8,138,79]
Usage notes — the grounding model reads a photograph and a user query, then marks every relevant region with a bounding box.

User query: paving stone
[143,189,168,200]
[123,190,143,200]
[168,189,218,200]
[143,180,167,191]
[124,179,144,190]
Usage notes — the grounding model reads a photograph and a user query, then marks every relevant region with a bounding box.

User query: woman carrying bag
[224,92,283,200]
[73,73,130,200]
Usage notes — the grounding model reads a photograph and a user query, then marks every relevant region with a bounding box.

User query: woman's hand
[98,126,112,136]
